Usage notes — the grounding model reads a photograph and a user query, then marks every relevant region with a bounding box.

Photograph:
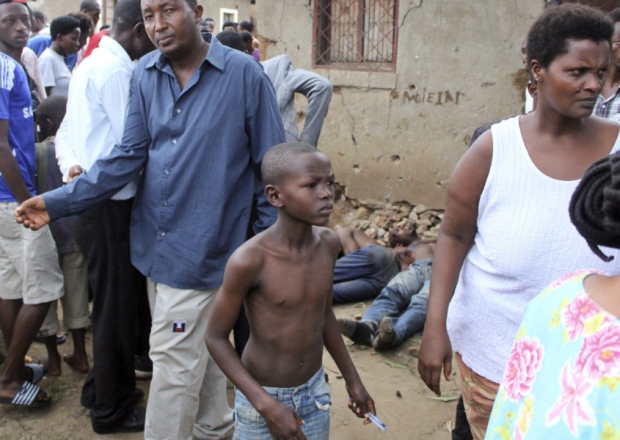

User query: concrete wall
[29,0,82,19]
[258,0,543,208]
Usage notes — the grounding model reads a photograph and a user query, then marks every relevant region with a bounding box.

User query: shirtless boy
[206,143,375,440]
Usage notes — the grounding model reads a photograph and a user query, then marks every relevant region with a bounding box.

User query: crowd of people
[1,0,620,439]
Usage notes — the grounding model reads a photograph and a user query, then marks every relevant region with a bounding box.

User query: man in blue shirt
[16,0,285,437]
[0,0,63,408]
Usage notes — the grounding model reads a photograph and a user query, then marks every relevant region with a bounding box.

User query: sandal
[0,380,51,408]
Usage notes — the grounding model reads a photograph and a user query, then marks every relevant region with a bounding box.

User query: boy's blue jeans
[333,245,400,304]
[233,367,331,440]
[363,259,432,346]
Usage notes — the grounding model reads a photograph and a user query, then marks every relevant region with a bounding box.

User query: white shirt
[38,47,71,97]
[55,36,138,200]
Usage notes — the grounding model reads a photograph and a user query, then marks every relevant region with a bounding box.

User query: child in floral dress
[486,153,620,439]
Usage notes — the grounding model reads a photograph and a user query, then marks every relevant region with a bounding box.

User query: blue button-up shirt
[44,37,285,289]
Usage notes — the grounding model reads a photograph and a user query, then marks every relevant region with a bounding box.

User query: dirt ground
[0,301,459,440]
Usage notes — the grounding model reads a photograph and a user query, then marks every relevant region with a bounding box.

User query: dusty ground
[0,304,459,440]
[0,200,459,439]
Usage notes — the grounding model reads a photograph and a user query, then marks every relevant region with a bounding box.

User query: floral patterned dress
[486,270,620,440]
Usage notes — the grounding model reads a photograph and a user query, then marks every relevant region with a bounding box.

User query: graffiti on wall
[392,88,466,106]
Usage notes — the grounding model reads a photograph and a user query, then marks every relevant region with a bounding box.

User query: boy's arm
[205,247,308,440]
[324,297,375,423]
[322,231,376,422]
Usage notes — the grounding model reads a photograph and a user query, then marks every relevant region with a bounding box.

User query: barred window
[102,0,117,27]
[313,0,398,71]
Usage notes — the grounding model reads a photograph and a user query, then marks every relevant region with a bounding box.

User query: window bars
[313,0,398,71]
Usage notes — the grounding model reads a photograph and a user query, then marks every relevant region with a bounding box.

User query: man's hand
[14,196,50,230]
[66,165,83,183]
[262,400,307,440]
[346,382,376,425]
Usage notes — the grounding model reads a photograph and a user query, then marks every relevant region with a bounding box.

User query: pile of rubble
[335,197,444,246]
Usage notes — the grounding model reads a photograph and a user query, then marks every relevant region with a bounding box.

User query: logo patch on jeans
[172,320,186,333]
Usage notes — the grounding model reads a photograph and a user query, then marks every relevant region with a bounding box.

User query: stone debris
[334,197,443,245]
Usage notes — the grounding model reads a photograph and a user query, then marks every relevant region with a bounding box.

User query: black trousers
[73,199,146,426]
[452,395,473,440]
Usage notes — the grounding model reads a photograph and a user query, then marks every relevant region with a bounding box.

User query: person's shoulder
[466,124,493,161]
[77,44,132,81]
[38,47,55,62]
[261,54,290,70]
[21,46,37,63]
[0,52,16,71]
[315,227,341,253]
[588,114,620,135]
[134,49,161,72]
[220,44,264,78]
[226,233,267,273]
[0,53,20,90]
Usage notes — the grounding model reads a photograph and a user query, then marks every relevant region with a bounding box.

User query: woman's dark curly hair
[527,4,613,69]
[570,152,620,262]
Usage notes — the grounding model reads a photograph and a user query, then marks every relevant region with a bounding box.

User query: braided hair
[569,152,620,261]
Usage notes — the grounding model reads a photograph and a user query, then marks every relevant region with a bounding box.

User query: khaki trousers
[145,281,234,440]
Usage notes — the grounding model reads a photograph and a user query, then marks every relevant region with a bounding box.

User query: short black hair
[113,0,144,31]
[222,21,237,31]
[609,8,620,25]
[34,95,67,124]
[527,4,613,69]
[238,20,253,33]
[68,12,93,36]
[80,0,101,13]
[262,143,319,186]
[181,0,197,8]
[216,30,243,52]
[33,10,45,22]
[239,31,252,44]
[50,15,81,40]
[205,17,214,23]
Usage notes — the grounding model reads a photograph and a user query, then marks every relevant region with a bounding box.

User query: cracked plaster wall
[258,0,542,207]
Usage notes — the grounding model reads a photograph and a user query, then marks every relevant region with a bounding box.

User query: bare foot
[41,356,61,377]
[63,354,89,374]
[0,379,50,404]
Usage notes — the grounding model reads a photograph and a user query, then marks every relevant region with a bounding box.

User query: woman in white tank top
[418,5,620,439]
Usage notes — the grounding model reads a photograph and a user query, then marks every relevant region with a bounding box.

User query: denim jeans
[333,245,400,304]
[233,367,331,440]
[363,259,432,346]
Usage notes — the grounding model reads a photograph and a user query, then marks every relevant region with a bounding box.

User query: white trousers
[145,281,234,440]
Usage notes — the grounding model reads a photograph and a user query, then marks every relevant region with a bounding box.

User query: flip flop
[0,380,51,408]
[25,363,46,384]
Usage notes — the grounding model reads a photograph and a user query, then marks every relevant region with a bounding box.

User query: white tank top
[446,115,620,383]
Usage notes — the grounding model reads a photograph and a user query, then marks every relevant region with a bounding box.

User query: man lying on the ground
[338,240,435,352]
[333,225,416,304]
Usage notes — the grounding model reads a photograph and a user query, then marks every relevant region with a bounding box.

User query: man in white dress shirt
[53,0,154,434]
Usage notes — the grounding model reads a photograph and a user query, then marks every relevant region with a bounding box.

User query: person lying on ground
[333,225,417,304]
[339,241,435,352]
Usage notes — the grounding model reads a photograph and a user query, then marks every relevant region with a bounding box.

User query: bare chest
[255,254,335,307]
